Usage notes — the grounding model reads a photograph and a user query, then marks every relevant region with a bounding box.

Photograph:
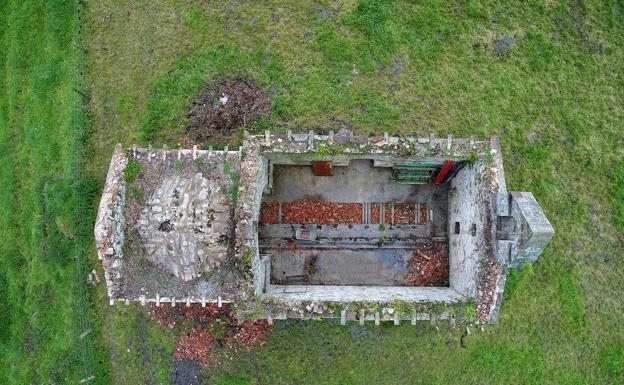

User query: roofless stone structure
[95,130,553,324]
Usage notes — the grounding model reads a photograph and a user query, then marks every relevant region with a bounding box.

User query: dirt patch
[492,35,515,56]
[186,78,271,145]
[172,358,203,385]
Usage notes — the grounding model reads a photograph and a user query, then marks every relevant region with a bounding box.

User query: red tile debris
[226,320,271,353]
[407,241,449,286]
[280,201,363,224]
[476,259,503,321]
[173,327,217,366]
[385,204,393,224]
[260,201,432,226]
[150,304,273,368]
[370,203,380,224]
[260,202,279,224]
[418,203,428,225]
[394,203,416,224]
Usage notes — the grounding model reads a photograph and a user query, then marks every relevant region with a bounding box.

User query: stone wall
[94,144,127,300]
[233,136,268,296]
[448,162,493,298]
[256,129,488,160]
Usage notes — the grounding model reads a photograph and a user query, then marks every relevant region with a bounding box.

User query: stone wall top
[249,129,488,159]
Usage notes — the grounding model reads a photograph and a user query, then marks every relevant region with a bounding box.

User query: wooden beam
[433,160,453,184]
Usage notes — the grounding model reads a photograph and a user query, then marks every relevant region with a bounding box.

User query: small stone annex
[95,130,554,325]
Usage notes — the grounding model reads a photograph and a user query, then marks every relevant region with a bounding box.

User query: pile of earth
[186,78,271,145]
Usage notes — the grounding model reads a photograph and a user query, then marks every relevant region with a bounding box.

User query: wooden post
[359,309,365,326]
[340,310,346,325]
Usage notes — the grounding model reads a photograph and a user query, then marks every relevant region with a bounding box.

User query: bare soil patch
[186,78,271,145]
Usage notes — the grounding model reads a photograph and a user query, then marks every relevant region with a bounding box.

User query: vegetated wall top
[253,128,489,160]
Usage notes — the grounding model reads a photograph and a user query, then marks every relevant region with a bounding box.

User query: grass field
[2,0,623,384]
[0,1,108,384]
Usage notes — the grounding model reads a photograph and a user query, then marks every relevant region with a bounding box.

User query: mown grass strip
[0,1,108,383]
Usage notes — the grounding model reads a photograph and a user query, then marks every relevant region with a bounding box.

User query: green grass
[2,0,623,384]
[106,304,175,384]
[0,1,108,384]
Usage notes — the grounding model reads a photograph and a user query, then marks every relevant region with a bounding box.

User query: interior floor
[259,160,450,287]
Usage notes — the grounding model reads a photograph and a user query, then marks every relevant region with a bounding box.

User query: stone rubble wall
[233,136,268,296]
[94,144,127,300]
[253,129,487,158]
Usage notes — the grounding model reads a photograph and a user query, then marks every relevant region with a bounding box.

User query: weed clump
[124,160,141,183]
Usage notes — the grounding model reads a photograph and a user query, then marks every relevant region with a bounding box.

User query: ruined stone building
[95,130,553,324]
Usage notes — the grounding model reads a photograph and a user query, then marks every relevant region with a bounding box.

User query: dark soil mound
[186,78,271,142]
